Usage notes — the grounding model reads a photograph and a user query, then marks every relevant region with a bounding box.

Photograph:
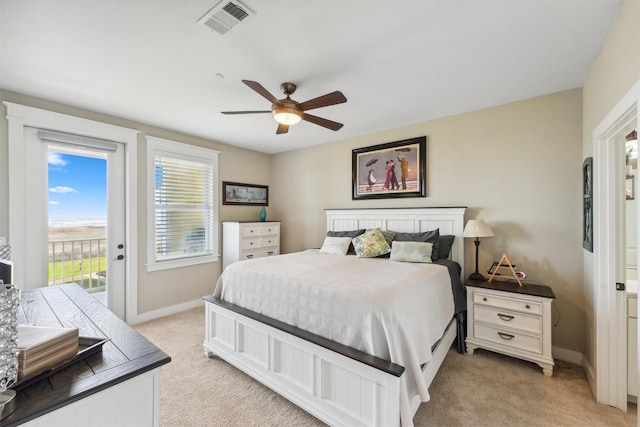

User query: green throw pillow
[352,228,391,258]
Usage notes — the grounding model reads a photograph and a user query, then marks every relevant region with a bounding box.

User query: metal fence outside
[48,238,107,292]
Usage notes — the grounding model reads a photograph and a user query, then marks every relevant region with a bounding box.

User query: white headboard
[325,207,466,274]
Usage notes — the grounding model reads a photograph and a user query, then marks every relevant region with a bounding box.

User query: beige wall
[0,89,272,317]
[272,89,584,352]
[582,0,640,377]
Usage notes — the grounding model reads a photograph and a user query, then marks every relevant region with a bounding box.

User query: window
[146,136,219,271]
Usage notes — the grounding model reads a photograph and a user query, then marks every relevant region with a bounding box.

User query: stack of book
[17,325,79,380]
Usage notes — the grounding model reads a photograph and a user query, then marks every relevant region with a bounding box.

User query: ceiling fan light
[272,107,302,125]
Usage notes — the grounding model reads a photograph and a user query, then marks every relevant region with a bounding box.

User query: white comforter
[213,250,455,426]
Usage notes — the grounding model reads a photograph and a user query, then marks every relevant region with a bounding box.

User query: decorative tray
[12,336,109,390]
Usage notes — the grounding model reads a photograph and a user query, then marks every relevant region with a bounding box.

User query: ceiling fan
[221,80,347,135]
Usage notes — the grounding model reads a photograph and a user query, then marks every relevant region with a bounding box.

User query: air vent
[198,1,255,35]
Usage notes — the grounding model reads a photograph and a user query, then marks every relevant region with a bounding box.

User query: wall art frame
[352,136,427,200]
[222,181,268,206]
[583,157,593,252]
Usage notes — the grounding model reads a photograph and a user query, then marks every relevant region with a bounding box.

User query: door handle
[616,282,626,291]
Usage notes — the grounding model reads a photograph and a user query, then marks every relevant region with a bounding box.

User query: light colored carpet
[134,306,636,426]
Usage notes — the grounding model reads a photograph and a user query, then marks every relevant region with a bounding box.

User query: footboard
[203,296,404,427]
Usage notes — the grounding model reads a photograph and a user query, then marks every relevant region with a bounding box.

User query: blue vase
[260,207,267,222]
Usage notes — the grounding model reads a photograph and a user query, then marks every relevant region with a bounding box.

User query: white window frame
[146,136,219,272]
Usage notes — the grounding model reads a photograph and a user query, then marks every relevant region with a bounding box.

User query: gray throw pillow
[438,235,455,259]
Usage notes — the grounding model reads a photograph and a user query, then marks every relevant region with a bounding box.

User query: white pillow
[390,241,433,263]
[319,236,352,255]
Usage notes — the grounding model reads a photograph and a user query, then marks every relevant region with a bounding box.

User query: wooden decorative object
[488,253,523,286]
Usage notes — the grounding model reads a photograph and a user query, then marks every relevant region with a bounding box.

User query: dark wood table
[0,284,170,426]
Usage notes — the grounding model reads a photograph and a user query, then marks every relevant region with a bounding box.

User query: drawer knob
[498,332,515,341]
[497,313,514,321]
[525,304,531,309]
[246,254,253,259]
[250,242,254,245]
[483,297,488,302]
[267,251,274,255]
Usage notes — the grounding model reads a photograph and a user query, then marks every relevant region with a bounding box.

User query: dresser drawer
[473,291,542,316]
[474,323,543,354]
[474,305,542,334]
[260,224,279,236]
[241,224,279,238]
[241,225,262,237]
[260,235,279,248]
[241,237,261,250]
[240,248,278,261]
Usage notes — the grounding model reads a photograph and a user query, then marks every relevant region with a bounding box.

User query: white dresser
[222,221,280,269]
[466,279,555,376]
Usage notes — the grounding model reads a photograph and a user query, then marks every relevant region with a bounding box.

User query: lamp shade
[463,219,494,238]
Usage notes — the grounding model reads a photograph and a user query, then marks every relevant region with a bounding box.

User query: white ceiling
[0,0,623,154]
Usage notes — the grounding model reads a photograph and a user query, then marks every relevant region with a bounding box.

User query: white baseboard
[552,346,596,395]
[552,345,583,365]
[583,356,596,395]
[128,298,204,325]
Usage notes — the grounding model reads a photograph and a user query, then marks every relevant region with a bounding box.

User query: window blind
[154,152,214,261]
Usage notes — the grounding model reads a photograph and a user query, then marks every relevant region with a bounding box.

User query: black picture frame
[352,136,427,200]
[583,157,593,252]
[222,181,269,206]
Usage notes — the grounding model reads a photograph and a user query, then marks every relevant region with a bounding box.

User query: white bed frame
[204,207,466,426]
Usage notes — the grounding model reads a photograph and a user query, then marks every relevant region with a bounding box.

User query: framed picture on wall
[222,181,268,206]
[352,136,427,200]
[583,157,593,252]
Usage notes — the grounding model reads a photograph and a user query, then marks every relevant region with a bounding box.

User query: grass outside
[48,256,106,289]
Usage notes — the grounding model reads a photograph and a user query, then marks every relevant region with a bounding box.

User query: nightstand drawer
[474,323,543,354]
[473,291,542,315]
[474,305,542,334]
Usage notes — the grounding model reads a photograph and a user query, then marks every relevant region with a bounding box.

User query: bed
[203,207,466,426]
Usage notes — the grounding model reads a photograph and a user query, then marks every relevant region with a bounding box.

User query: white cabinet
[222,221,280,269]
[466,280,555,376]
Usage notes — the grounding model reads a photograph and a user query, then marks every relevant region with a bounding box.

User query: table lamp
[463,219,494,281]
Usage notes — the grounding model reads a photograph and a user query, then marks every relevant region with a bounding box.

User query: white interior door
[593,81,639,411]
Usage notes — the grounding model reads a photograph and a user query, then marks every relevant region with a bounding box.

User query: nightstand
[465,278,556,376]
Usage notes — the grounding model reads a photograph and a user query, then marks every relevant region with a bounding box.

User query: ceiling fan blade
[221,110,271,114]
[299,91,347,111]
[302,113,344,131]
[276,123,289,134]
[242,80,282,105]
